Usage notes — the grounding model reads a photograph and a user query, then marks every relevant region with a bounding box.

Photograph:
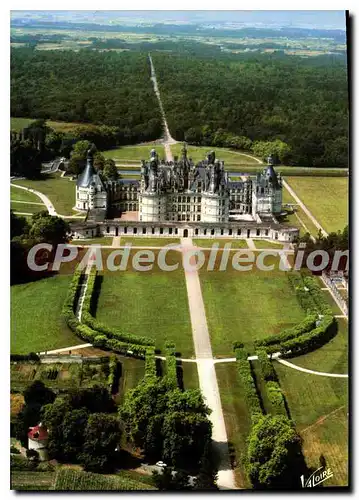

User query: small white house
[28,422,48,461]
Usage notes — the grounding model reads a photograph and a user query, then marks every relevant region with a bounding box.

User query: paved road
[148,54,177,162]
[282,178,328,237]
[180,237,237,490]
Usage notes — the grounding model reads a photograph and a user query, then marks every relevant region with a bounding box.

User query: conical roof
[77,149,95,188]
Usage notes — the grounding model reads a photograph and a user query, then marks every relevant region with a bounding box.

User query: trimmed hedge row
[108,354,119,394]
[256,349,276,381]
[287,272,317,313]
[11,353,40,362]
[303,277,333,315]
[279,315,337,357]
[235,348,263,418]
[254,314,317,349]
[82,269,155,347]
[62,267,83,321]
[144,347,157,378]
[165,344,178,387]
[266,381,287,415]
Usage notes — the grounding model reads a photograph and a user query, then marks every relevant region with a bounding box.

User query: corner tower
[251,155,282,217]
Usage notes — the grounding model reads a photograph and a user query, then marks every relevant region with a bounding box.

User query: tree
[29,213,70,245]
[193,442,218,490]
[68,140,93,175]
[152,467,192,491]
[93,152,106,171]
[103,159,118,180]
[246,415,306,489]
[62,409,89,461]
[24,381,55,407]
[11,210,29,239]
[80,413,121,472]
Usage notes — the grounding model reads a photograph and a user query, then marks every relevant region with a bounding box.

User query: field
[215,363,251,488]
[96,250,193,356]
[285,177,348,233]
[10,117,92,133]
[11,202,46,215]
[179,361,199,390]
[193,239,248,249]
[119,237,180,247]
[12,173,78,216]
[103,145,165,162]
[170,143,261,165]
[116,356,146,404]
[10,358,111,393]
[275,363,348,486]
[199,256,305,356]
[71,237,113,246]
[11,186,44,204]
[290,318,348,374]
[11,275,79,354]
[281,186,320,237]
[11,471,56,491]
[252,239,285,249]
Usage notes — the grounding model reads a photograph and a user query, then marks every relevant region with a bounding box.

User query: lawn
[11,275,79,354]
[193,239,248,249]
[10,117,93,133]
[12,173,78,215]
[95,250,193,357]
[275,363,348,486]
[170,143,260,165]
[103,145,165,162]
[289,318,348,374]
[120,237,180,247]
[179,361,199,390]
[11,202,46,214]
[11,471,56,491]
[215,363,252,488]
[199,257,306,356]
[70,237,113,246]
[116,356,146,404]
[252,239,284,249]
[11,186,44,204]
[285,177,348,233]
[281,186,321,237]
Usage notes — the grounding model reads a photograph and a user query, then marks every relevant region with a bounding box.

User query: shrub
[144,348,157,378]
[108,355,119,394]
[11,352,40,362]
[235,348,262,418]
[256,349,276,381]
[280,315,337,357]
[254,314,317,349]
[303,276,333,315]
[165,346,178,388]
[266,381,286,415]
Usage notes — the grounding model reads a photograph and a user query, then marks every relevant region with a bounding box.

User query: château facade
[72,146,298,242]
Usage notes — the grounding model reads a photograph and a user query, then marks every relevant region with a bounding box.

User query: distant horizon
[11,10,347,31]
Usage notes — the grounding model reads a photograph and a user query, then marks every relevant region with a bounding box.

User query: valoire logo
[301,466,334,488]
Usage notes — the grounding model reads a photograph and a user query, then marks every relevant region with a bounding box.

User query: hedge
[165,345,178,387]
[256,349,276,381]
[254,314,317,349]
[62,267,83,322]
[266,381,287,415]
[303,276,333,315]
[108,355,120,394]
[287,272,317,313]
[144,347,157,378]
[11,353,39,362]
[279,315,337,357]
[82,269,155,347]
[235,348,263,418]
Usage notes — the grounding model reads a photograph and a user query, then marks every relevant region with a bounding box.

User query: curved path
[276,357,348,378]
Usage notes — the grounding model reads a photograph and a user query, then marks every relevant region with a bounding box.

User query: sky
[11,10,347,30]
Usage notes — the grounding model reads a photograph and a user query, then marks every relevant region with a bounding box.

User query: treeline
[11,48,162,143]
[152,52,348,167]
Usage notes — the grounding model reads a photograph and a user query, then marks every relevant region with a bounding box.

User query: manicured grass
[193,238,248,249]
[275,363,348,486]
[252,239,284,249]
[170,143,260,165]
[290,318,348,374]
[103,145,165,162]
[321,290,343,315]
[11,186,44,203]
[180,362,199,390]
[215,363,252,488]
[285,177,348,233]
[11,275,79,354]
[116,356,146,404]
[11,117,92,133]
[11,202,46,214]
[12,173,78,215]
[120,237,180,247]
[96,250,193,357]
[70,237,113,246]
[281,186,321,237]
[199,257,306,356]
[11,471,56,491]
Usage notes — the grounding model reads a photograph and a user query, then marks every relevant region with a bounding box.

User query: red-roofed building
[27,423,48,461]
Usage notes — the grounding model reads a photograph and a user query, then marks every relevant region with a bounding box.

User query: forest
[11,48,162,144]
[152,52,348,167]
